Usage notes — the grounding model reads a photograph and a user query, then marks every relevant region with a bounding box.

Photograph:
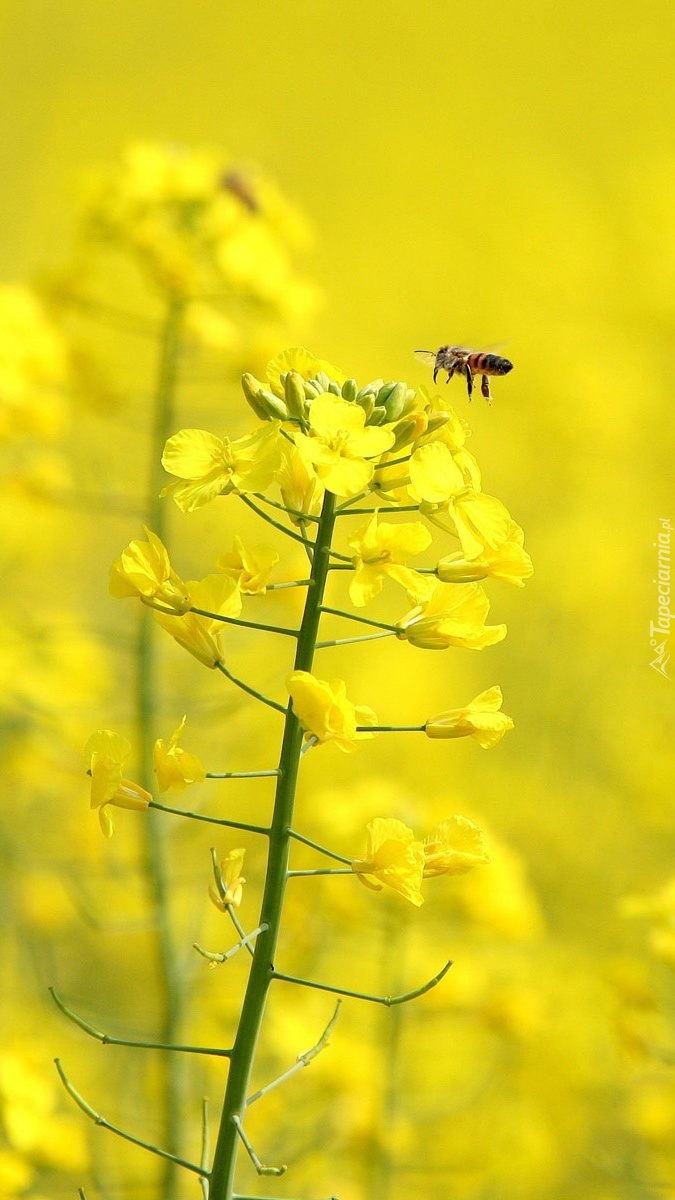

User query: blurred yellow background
[2,2,675,1198]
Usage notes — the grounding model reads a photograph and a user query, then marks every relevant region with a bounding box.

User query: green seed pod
[382,381,408,422]
[341,378,358,402]
[369,405,388,425]
[242,372,271,421]
[284,370,308,420]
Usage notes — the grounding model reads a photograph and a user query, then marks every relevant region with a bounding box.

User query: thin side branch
[232,1115,287,1177]
[272,959,453,1007]
[194,924,268,966]
[54,1060,208,1177]
[49,989,232,1057]
[215,660,287,714]
[289,829,352,866]
[189,607,300,639]
[240,493,314,546]
[246,1001,341,1107]
[149,800,269,836]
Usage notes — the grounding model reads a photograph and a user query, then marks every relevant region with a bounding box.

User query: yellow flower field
[1,3,674,1199]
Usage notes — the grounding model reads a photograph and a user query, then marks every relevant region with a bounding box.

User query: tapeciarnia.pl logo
[650,517,672,679]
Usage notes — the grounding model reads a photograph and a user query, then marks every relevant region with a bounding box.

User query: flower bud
[327,379,342,396]
[436,554,488,583]
[315,370,330,391]
[356,379,383,402]
[284,370,308,420]
[382,381,408,422]
[257,389,289,421]
[391,410,428,450]
[357,394,376,422]
[426,411,451,436]
[375,381,397,406]
[368,405,388,425]
[241,372,269,420]
[341,378,358,402]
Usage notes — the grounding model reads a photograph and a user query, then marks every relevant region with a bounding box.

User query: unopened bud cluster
[243,365,451,453]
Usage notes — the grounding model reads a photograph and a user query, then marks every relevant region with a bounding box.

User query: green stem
[286,868,353,878]
[336,504,421,516]
[316,631,394,649]
[271,959,452,1006]
[288,829,352,865]
[214,660,287,713]
[54,1060,207,1178]
[206,770,280,780]
[240,493,314,546]
[209,489,337,1200]
[319,605,400,633]
[253,492,319,523]
[361,725,426,733]
[189,608,300,639]
[49,988,232,1056]
[149,800,269,836]
[136,294,186,1200]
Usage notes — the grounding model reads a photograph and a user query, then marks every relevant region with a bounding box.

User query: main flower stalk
[209,488,337,1199]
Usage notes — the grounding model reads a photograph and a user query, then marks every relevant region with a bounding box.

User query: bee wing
[414,350,438,367]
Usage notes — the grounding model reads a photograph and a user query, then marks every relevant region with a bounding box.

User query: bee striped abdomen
[468,352,513,376]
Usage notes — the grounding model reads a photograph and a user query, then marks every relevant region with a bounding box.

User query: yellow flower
[436,522,534,587]
[209,848,247,910]
[109,528,191,612]
[348,514,433,607]
[425,686,514,747]
[449,489,514,559]
[351,818,425,907]
[216,535,279,594]
[84,730,151,838]
[276,440,325,524]
[408,440,465,503]
[154,574,242,667]
[153,716,206,792]
[422,816,490,875]
[409,441,513,558]
[265,346,346,397]
[161,422,282,512]
[397,582,507,650]
[287,670,378,752]
[293,393,395,497]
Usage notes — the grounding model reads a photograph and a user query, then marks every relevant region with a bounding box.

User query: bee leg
[481,375,492,404]
[444,366,454,384]
[464,364,473,399]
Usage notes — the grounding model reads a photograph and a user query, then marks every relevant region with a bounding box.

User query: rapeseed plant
[55,342,530,1199]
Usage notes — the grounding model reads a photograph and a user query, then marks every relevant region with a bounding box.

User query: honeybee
[415,345,513,402]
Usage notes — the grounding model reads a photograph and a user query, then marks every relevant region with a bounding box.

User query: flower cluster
[79,142,320,323]
[97,346,531,878]
[351,816,489,906]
